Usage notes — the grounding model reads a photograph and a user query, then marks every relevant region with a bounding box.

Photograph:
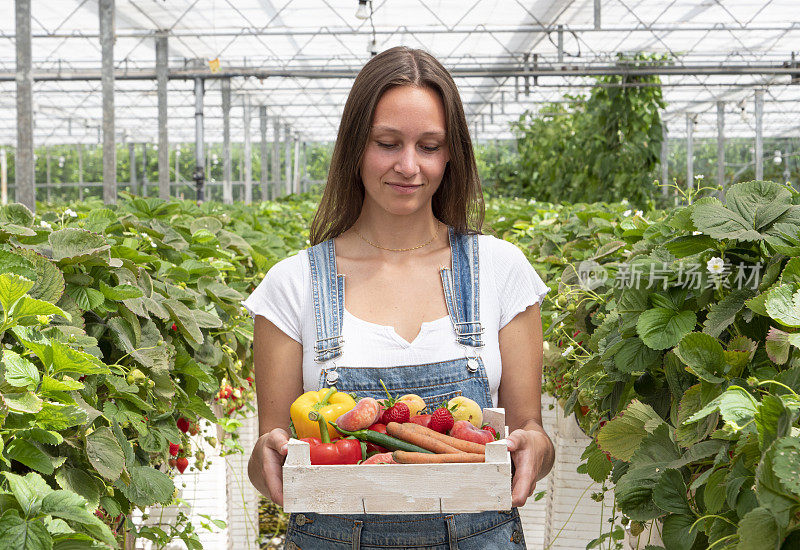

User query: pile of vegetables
[287,386,500,465]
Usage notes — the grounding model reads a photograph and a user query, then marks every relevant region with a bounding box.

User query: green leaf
[661,513,697,550]
[613,338,661,373]
[772,437,800,497]
[0,510,53,550]
[686,386,758,429]
[652,469,691,515]
[1,472,52,517]
[636,308,696,350]
[0,250,36,281]
[704,468,727,514]
[10,327,51,366]
[596,400,664,461]
[675,332,725,383]
[737,507,780,550]
[579,440,613,483]
[99,281,143,301]
[85,428,124,482]
[765,284,800,327]
[1,351,40,389]
[2,391,43,413]
[114,465,175,507]
[755,394,793,452]
[163,299,204,345]
[667,440,726,468]
[4,440,54,475]
[691,197,763,241]
[54,469,103,512]
[40,376,84,393]
[49,228,110,264]
[756,440,796,526]
[0,274,34,315]
[0,203,35,227]
[35,403,88,431]
[39,491,95,525]
[64,285,104,311]
[781,257,800,285]
[11,297,70,323]
[703,289,755,338]
[49,341,110,377]
[727,181,793,229]
[14,248,64,305]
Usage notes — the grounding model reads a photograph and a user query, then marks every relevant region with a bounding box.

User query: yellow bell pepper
[290,387,356,441]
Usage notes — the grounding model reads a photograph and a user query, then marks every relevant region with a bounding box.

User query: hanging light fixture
[355,0,369,20]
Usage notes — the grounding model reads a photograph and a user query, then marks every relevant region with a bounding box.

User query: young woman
[244,46,554,549]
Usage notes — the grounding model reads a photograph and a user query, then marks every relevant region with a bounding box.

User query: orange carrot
[385,422,460,454]
[402,423,487,454]
[392,451,485,464]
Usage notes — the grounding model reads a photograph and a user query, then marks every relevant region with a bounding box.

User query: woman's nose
[394,146,420,178]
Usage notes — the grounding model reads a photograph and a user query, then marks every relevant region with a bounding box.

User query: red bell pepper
[301,412,362,465]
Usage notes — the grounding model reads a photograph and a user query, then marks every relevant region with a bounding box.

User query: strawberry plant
[0,193,316,547]
[509,181,800,548]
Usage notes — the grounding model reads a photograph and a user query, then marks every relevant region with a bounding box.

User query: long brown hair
[309,46,484,245]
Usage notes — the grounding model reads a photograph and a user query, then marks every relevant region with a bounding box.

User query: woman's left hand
[506,428,547,507]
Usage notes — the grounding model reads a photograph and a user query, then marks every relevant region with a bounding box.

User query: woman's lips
[386,182,422,194]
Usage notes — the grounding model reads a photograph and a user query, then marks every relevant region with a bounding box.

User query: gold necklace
[354,222,441,252]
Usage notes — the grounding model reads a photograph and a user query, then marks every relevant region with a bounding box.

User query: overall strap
[441,227,483,348]
[307,239,345,363]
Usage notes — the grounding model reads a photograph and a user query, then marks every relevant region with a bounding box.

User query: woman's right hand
[254,427,291,505]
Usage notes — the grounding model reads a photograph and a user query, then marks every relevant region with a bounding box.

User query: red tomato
[366,423,388,453]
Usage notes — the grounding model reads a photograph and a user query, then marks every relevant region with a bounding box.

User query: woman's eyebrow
[371,125,446,137]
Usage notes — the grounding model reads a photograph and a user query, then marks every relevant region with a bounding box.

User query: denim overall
[283,227,526,550]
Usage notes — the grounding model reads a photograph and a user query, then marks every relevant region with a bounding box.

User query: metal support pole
[523,53,530,96]
[194,77,205,202]
[45,146,51,202]
[78,143,83,201]
[784,144,791,184]
[660,123,668,197]
[272,119,280,197]
[0,148,7,205]
[293,135,300,194]
[284,123,291,194]
[128,142,136,195]
[594,0,601,30]
[716,101,725,192]
[686,113,694,193]
[557,25,564,64]
[15,0,35,212]
[221,78,232,204]
[100,0,116,205]
[755,89,764,180]
[156,33,169,199]
[141,143,148,196]
[301,141,307,193]
[259,105,268,201]
[243,95,252,204]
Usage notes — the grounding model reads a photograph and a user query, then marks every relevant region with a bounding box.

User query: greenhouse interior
[1,0,799,549]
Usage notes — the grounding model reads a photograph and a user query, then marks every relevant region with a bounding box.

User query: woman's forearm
[522,419,555,482]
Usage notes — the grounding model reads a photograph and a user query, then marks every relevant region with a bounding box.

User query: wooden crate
[283,408,511,514]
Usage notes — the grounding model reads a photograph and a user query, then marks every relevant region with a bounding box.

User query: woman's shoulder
[266,248,308,280]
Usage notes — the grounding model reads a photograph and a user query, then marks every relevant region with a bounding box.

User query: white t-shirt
[242,235,549,407]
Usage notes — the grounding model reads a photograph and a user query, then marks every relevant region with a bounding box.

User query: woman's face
[359,85,450,217]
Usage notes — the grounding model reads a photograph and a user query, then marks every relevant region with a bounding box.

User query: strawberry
[169,443,180,456]
[429,407,454,434]
[171,323,178,331]
[381,402,410,424]
[189,422,199,436]
[176,457,189,473]
[168,458,177,468]
[481,425,497,438]
[376,379,410,424]
[176,417,190,433]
